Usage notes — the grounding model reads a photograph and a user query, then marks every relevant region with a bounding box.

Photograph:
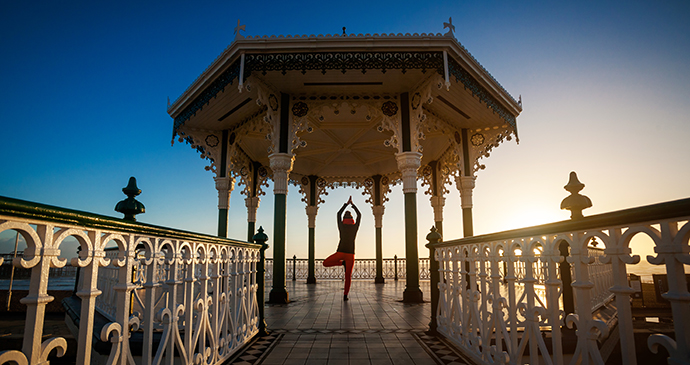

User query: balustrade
[428,198,690,365]
[267,257,429,281]
[0,196,262,365]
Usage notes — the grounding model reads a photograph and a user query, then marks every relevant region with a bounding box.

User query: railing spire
[114,176,145,221]
[560,171,592,219]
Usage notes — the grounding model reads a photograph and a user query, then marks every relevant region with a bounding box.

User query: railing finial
[115,176,145,221]
[253,226,269,245]
[426,225,442,245]
[560,171,592,219]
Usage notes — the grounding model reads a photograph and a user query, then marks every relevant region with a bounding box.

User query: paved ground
[246,280,472,365]
[0,280,474,365]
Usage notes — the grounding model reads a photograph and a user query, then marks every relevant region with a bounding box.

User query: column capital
[372,205,385,228]
[269,153,294,195]
[245,196,260,223]
[395,152,422,194]
[214,176,235,209]
[305,205,319,228]
[430,196,445,223]
[456,175,476,209]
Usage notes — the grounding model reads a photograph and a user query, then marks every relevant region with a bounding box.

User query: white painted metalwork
[0,211,261,365]
[267,257,430,281]
[432,209,690,365]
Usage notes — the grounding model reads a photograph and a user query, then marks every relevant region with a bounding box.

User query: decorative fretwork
[358,174,396,205]
[418,165,434,197]
[289,109,313,153]
[171,44,520,141]
[292,94,392,126]
[360,176,394,206]
[243,51,444,76]
[251,78,281,154]
[418,163,451,199]
[468,126,514,173]
[377,105,401,151]
[437,146,461,190]
[175,127,222,174]
[297,176,329,208]
[361,177,376,205]
[172,58,242,139]
[447,57,518,138]
[228,145,256,197]
[295,174,397,207]
[409,74,443,152]
[287,94,401,152]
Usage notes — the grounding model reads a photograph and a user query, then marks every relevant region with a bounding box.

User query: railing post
[558,240,577,351]
[292,255,296,281]
[253,226,269,336]
[72,245,81,295]
[426,226,442,335]
[394,255,398,281]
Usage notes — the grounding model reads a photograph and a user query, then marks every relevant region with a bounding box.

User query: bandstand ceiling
[169,32,522,183]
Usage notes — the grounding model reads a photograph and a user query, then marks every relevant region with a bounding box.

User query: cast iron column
[397,152,423,303]
[215,130,233,237]
[306,175,319,284]
[429,161,445,237]
[397,92,423,303]
[373,206,385,284]
[268,93,293,304]
[459,129,475,237]
[372,175,385,284]
[246,197,259,242]
[246,161,262,242]
[215,176,234,238]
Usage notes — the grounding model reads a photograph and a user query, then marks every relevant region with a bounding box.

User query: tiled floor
[250,279,468,365]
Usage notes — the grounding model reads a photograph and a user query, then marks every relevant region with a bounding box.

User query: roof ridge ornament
[443,17,455,39]
[234,19,246,41]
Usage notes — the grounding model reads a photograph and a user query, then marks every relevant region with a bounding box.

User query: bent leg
[323,251,346,267]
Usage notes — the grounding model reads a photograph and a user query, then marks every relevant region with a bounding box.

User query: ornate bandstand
[167,21,522,303]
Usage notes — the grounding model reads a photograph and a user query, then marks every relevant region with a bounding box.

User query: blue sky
[1,1,689,263]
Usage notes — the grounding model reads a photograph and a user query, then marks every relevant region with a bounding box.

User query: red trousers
[323,252,355,295]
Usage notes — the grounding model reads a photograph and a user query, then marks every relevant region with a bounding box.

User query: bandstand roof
[168,27,522,188]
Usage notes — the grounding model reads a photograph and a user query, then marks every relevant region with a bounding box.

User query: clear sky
[1,1,689,270]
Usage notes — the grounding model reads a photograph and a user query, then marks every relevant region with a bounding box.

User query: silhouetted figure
[323,196,361,301]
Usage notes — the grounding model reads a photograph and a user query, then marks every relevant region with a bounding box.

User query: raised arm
[337,202,348,222]
[351,203,362,225]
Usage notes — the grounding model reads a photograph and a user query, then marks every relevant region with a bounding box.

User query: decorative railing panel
[429,198,690,365]
[266,257,429,281]
[0,196,261,365]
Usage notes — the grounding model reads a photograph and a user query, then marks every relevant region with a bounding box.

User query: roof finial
[443,17,455,38]
[234,19,246,41]
[342,26,346,36]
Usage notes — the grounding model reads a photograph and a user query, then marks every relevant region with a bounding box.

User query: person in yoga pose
[323,196,361,301]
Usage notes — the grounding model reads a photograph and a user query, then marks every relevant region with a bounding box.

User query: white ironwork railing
[266,256,429,281]
[0,196,262,365]
[428,198,690,365]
